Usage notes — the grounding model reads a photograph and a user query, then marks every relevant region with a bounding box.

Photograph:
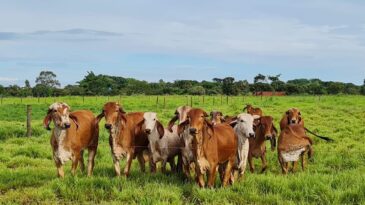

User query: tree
[254,74,266,83]
[25,80,31,88]
[0,84,4,95]
[35,71,61,88]
[222,77,235,95]
[189,86,206,95]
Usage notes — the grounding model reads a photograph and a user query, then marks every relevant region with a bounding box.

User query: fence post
[156,96,159,105]
[83,96,85,103]
[164,96,166,108]
[202,96,205,105]
[1,96,3,104]
[186,96,188,106]
[190,96,193,107]
[221,95,223,105]
[226,96,229,104]
[26,105,32,137]
[213,97,215,106]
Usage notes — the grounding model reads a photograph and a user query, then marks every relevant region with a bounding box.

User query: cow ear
[167,114,179,132]
[209,111,213,117]
[177,120,188,135]
[253,115,260,120]
[134,119,145,136]
[119,107,126,114]
[286,111,289,115]
[203,111,209,118]
[96,112,105,124]
[229,120,237,128]
[69,113,79,129]
[157,121,165,139]
[205,121,214,138]
[272,123,278,136]
[43,110,52,130]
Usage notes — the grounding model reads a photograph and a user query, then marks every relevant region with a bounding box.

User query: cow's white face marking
[235,113,258,138]
[143,112,158,132]
[49,102,71,128]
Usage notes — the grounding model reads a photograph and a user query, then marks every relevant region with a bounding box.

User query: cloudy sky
[1,0,365,86]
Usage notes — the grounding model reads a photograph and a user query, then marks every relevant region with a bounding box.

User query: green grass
[0,95,364,204]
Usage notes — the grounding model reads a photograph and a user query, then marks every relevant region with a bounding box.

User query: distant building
[254,91,286,96]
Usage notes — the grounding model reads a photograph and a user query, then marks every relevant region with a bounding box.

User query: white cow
[141,112,182,173]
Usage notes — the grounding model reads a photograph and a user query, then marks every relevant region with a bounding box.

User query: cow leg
[260,154,268,173]
[87,147,97,176]
[55,161,64,178]
[177,154,183,173]
[124,151,133,177]
[195,164,205,188]
[248,154,255,173]
[218,163,225,183]
[112,156,121,177]
[291,161,298,173]
[79,150,85,173]
[137,153,146,173]
[183,162,191,179]
[301,151,307,171]
[71,152,80,176]
[223,158,234,187]
[207,163,218,188]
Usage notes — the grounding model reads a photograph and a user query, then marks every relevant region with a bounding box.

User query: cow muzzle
[64,123,71,129]
[145,129,151,134]
[249,133,255,138]
[189,128,198,134]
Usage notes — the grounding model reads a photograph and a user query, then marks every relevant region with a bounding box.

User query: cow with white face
[229,113,260,179]
[44,102,99,178]
[136,112,182,173]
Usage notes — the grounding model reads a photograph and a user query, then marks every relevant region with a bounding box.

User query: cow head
[43,102,77,130]
[285,108,302,125]
[243,104,253,113]
[138,112,164,139]
[168,105,192,132]
[179,108,213,142]
[256,116,278,151]
[97,102,126,130]
[210,111,224,125]
[230,113,259,138]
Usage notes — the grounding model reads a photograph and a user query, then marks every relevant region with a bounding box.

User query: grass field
[0,95,364,204]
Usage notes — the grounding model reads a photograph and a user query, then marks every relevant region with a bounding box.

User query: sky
[0,0,365,87]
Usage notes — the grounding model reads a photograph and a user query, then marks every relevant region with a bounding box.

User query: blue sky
[1,0,365,86]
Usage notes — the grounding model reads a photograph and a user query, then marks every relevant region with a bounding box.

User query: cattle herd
[43,102,332,188]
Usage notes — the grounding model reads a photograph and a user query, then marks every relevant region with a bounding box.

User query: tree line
[0,71,364,97]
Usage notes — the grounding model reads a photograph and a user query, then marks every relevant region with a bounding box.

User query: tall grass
[0,95,364,204]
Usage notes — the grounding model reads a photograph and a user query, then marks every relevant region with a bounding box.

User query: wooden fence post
[213,97,215,106]
[83,96,85,103]
[164,96,166,108]
[186,96,188,106]
[226,96,229,104]
[221,95,223,105]
[26,105,32,137]
[1,96,3,104]
[202,96,205,105]
[190,96,193,107]
[156,96,159,105]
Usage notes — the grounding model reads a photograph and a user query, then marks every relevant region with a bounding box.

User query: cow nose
[64,123,71,129]
[189,128,197,134]
[249,133,255,138]
[291,120,296,124]
[105,124,112,129]
[265,135,272,140]
[145,129,151,134]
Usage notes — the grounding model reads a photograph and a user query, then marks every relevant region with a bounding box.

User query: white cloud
[0,77,18,82]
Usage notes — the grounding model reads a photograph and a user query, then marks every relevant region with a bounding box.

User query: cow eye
[153,118,156,121]
[53,110,57,113]
[240,120,244,122]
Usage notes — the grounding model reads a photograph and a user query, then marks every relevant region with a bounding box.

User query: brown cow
[278,124,313,174]
[279,108,304,131]
[43,102,99,178]
[179,108,237,188]
[96,102,149,177]
[210,111,224,125]
[248,116,277,173]
[243,104,263,116]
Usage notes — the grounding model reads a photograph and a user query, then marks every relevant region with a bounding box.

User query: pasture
[0,95,364,204]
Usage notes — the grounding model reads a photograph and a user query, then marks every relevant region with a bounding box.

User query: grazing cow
[136,112,182,173]
[43,102,99,178]
[243,104,263,116]
[279,108,303,130]
[96,102,149,177]
[179,108,237,188]
[210,111,224,125]
[168,105,193,178]
[229,113,260,179]
[248,116,277,173]
[278,124,313,174]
